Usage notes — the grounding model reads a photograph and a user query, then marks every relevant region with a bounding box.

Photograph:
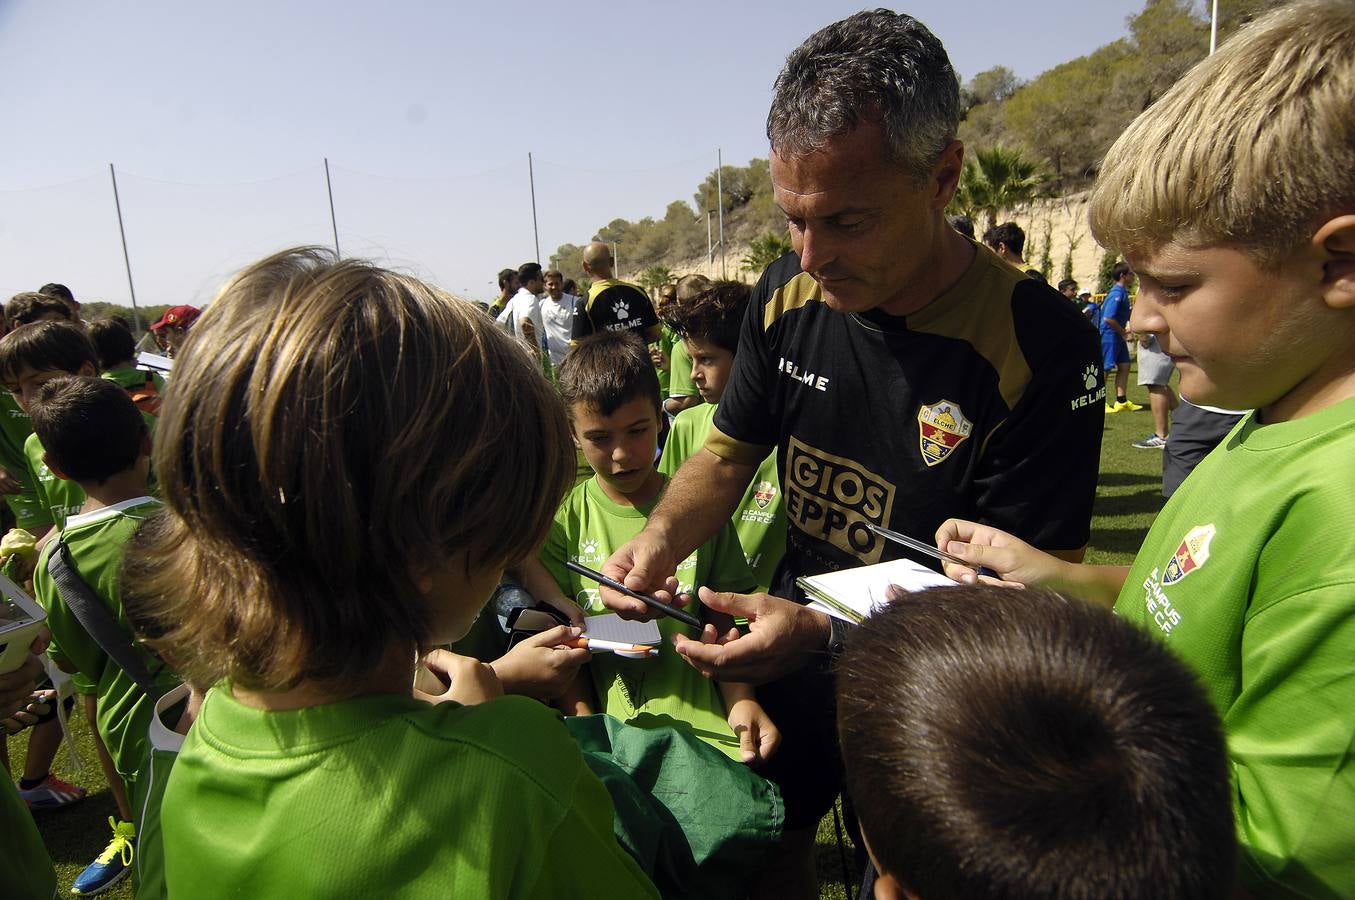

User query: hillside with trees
[552,0,1287,289]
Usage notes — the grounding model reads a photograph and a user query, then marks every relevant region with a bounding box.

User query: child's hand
[727,698,780,767]
[0,466,21,495]
[490,625,590,701]
[415,649,502,706]
[932,518,1064,588]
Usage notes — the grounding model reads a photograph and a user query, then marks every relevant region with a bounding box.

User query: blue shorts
[1102,335,1129,370]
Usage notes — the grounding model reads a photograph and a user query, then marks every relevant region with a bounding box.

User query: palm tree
[741,231,794,273]
[949,146,1049,232]
[638,264,674,298]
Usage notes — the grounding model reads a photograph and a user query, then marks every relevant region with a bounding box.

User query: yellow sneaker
[1117,399,1144,411]
[1106,403,1121,414]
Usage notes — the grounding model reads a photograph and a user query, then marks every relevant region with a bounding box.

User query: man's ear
[42,452,71,482]
[930,140,965,210]
[77,361,98,378]
[1314,214,1355,311]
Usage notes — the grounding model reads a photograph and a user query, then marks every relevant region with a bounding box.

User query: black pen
[565,560,703,629]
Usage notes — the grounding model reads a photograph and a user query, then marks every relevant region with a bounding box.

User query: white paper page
[583,614,663,645]
[801,558,957,621]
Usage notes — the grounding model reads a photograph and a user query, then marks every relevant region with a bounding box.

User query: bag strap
[46,538,165,702]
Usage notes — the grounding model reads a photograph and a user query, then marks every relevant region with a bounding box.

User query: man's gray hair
[767,9,960,182]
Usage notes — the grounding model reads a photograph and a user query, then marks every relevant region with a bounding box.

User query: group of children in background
[1,2,1353,897]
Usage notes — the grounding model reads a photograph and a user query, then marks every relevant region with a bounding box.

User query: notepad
[797,558,957,624]
[583,614,663,645]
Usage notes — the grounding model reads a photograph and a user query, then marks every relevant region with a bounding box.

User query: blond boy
[936,4,1355,894]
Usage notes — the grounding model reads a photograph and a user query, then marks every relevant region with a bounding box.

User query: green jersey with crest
[539,475,757,760]
[0,393,46,529]
[1115,395,1355,898]
[33,498,176,792]
[659,403,785,593]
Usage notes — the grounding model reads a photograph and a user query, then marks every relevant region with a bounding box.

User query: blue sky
[0,0,1144,308]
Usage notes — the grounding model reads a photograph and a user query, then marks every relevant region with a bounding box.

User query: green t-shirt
[653,324,677,396]
[164,689,657,899]
[659,403,786,593]
[539,476,756,760]
[33,497,176,790]
[668,341,698,399]
[0,781,57,900]
[0,392,46,530]
[23,431,84,530]
[1115,395,1355,898]
[102,365,167,396]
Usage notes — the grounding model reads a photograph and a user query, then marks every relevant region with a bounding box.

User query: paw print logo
[613,299,630,321]
[1082,365,1099,390]
[580,538,600,559]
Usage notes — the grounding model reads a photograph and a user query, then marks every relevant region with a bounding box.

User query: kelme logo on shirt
[752,481,776,510]
[1162,524,1216,585]
[575,538,602,564]
[917,400,973,467]
[613,299,630,321]
[1071,364,1107,411]
[785,437,896,565]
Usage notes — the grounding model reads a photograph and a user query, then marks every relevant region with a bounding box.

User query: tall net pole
[324,157,341,256]
[108,164,143,333]
[716,148,727,278]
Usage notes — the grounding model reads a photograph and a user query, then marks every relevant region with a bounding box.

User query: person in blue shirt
[1100,263,1142,412]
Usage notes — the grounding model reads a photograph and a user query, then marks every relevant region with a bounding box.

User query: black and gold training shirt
[707,247,1105,598]
[570,278,659,342]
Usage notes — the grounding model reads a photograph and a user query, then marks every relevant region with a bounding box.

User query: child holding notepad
[528,331,780,768]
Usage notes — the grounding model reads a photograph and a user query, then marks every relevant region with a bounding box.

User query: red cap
[150,305,201,332]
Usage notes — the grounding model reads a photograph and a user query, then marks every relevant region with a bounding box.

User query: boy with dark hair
[1100,262,1141,411]
[37,283,79,318]
[89,317,165,415]
[838,584,1236,899]
[0,322,153,889]
[938,3,1355,892]
[983,221,1044,281]
[29,375,174,895]
[659,281,785,592]
[6,292,75,328]
[531,331,779,765]
[0,321,102,529]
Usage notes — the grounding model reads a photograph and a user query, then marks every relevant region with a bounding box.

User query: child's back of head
[1090,0,1355,264]
[837,584,1235,899]
[29,376,147,487]
[5,292,76,327]
[124,247,574,695]
[87,317,138,371]
[558,330,661,417]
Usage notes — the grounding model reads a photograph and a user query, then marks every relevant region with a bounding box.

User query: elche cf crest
[1162,524,1216,585]
[752,480,776,510]
[917,400,974,467]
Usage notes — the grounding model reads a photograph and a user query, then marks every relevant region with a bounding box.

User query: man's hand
[649,344,671,374]
[414,649,502,706]
[599,532,681,621]
[672,588,829,685]
[489,625,590,701]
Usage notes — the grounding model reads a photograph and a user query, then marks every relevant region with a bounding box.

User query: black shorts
[757,661,843,830]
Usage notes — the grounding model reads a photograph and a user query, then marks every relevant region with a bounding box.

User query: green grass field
[7,382,1166,899]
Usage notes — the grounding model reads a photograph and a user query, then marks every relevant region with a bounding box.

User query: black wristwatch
[824,614,852,662]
